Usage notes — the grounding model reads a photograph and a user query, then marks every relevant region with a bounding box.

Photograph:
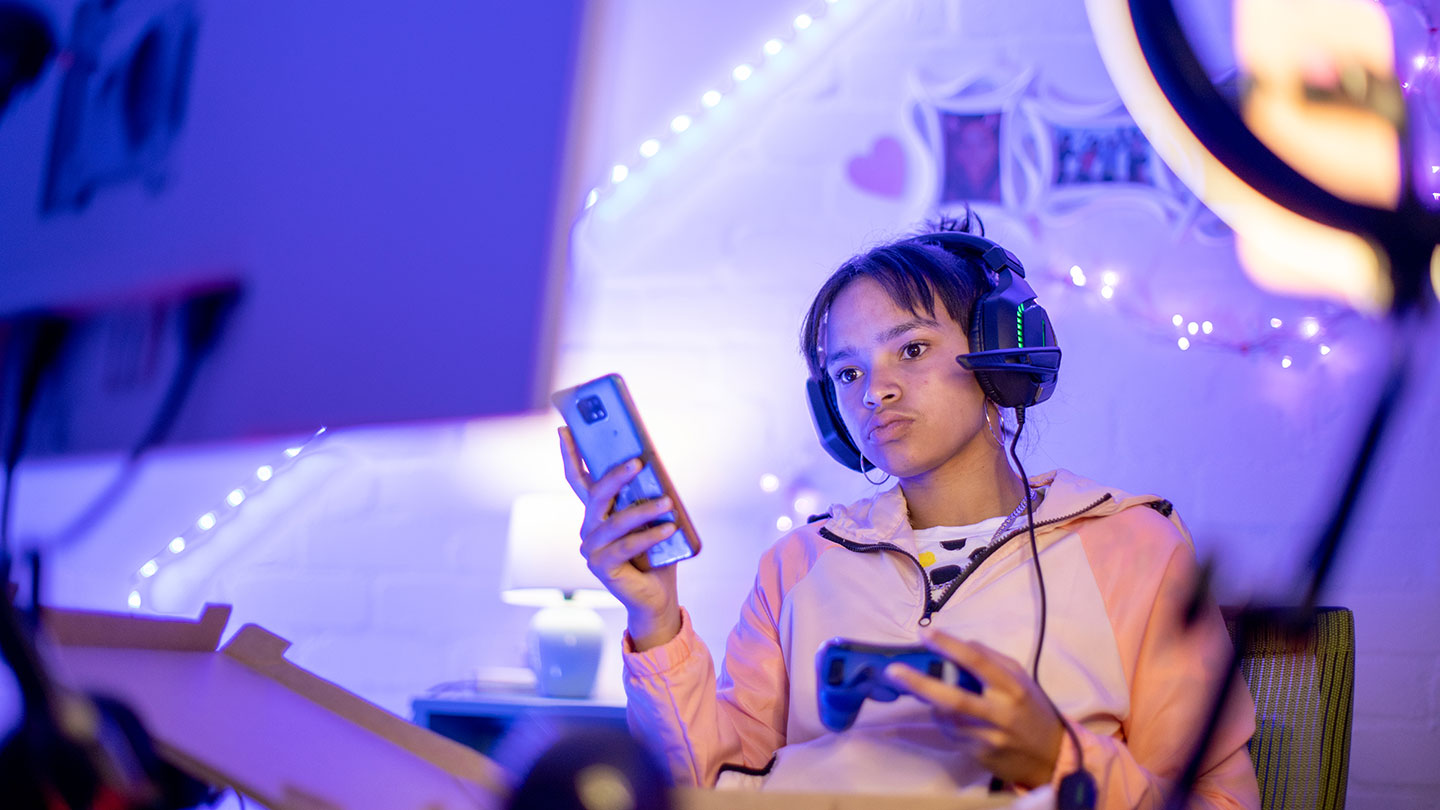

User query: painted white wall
[3,1,1436,807]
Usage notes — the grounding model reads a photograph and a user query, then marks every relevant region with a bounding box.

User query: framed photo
[1009,95,1227,240]
[939,112,1003,204]
[1050,123,1158,187]
[1012,95,1186,200]
[906,68,1035,215]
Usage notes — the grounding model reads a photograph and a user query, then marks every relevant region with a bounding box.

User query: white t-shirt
[911,516,1008,588]
[910,488,1046,589]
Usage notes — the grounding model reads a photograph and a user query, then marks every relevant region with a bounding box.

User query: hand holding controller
[816,639,983,732]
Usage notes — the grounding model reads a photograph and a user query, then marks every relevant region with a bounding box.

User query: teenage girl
[559,218,1258,807]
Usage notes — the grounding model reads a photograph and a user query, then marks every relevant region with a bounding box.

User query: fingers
[884,662,994,725]
[882,630,1031,726]
[889,631,1066,788]
[557,427,673,573]
[558,428,645,506]
[580,495,674,558]
[588,521,678,573]
[557,427,590,498]
[919,629,1027,695]
[582,457,646,530]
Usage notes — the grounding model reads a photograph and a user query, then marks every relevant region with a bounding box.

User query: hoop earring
[860,454,890,485]
[984,402,1005,448]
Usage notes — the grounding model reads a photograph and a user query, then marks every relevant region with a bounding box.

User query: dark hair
[799,210,990,379]
[504,726,671,810]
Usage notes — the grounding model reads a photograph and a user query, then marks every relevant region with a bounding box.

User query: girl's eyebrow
[825,317,940,367]
[877,317,940,344]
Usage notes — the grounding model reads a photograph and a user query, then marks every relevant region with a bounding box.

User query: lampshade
[501,493,619,610]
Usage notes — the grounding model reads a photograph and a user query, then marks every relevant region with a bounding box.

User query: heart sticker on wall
[846,136,907,198]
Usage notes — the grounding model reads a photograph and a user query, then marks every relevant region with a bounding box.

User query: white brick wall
[5,1,1436,806]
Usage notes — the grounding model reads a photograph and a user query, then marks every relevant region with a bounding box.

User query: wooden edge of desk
[41,603,231,651]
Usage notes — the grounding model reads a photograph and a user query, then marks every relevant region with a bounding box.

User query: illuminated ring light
[1086,0,1440,314]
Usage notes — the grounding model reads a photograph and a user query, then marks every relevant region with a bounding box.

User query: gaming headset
[806,231,1062,472]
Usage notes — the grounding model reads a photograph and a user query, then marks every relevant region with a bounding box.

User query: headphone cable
[1009,408,1046,683]
[1009,406,1095,809]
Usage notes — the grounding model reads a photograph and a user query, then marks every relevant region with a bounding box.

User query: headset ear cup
[1024,305,1059,405]
[827,379,873,472]
[968,290,1014,408]
[966,261,1060,410]
[805,376,867,472]
[822,378,841,435]
[974,369,1010,408]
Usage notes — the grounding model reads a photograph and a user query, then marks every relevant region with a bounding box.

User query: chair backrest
[1224,606,1355,810]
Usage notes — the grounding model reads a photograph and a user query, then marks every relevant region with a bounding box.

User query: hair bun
[922,205,985,238]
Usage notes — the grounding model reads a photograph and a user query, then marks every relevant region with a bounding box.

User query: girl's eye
[835,368,860,385]
[902,342,929,359]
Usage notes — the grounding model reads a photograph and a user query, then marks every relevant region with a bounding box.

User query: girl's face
[822,276,991,481]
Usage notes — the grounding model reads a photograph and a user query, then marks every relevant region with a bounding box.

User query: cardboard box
[42,604,507,810]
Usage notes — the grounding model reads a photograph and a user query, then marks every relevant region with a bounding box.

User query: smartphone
[552,374,701,570]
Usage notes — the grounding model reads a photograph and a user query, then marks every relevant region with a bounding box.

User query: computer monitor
[0,0,597,455]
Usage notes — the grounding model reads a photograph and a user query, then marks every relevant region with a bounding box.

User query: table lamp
[501,493,619,698]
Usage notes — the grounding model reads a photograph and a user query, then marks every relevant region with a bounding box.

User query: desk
[412,688,629,757]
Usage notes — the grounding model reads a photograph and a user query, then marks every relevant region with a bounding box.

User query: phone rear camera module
[578,395,608,424]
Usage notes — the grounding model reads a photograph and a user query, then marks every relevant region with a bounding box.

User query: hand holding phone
[555,374,700,650]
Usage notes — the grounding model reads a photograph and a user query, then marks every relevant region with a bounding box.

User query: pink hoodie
[621,469,1259,808]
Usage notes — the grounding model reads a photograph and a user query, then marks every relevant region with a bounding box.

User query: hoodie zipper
[928,493,1113,615]
[819,493,1114,625]
[817,528,942,626]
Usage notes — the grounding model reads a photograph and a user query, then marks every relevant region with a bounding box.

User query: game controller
[816,639,983,732]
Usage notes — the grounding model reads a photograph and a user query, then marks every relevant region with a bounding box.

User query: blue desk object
[412,688,628,757]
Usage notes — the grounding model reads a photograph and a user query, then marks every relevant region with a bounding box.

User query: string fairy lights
[582,0,871,212]
[754,470,829,536]
[1396,0,1440,209]
[1043,263,1352,369]
[126,427,328,611]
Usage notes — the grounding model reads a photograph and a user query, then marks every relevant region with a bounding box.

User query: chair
[1224,606,1355,810]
